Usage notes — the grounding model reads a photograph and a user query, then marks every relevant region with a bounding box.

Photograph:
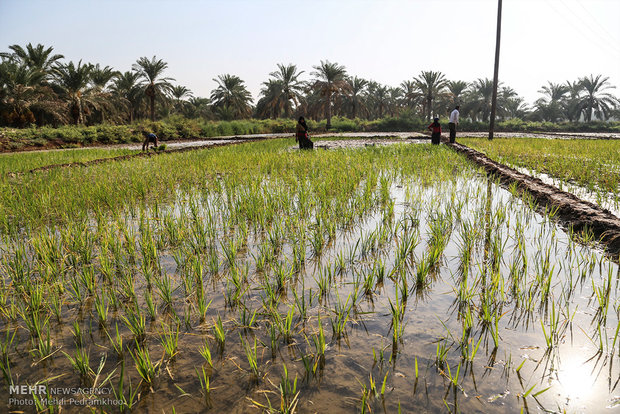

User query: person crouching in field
[296,116,313,150]
[428,117,442,145]
[142,131,158,151]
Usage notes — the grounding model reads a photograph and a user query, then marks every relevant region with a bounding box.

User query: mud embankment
[448,142,620,254]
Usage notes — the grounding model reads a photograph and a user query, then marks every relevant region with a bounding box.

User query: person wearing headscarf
[428,117,442,145]
[296,116,313,149]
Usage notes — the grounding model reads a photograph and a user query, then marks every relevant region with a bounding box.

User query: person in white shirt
[448,105,460,143]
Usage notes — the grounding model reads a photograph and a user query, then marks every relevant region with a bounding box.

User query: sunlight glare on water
[558,357,596,402]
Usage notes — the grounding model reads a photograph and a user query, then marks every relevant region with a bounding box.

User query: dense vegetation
[1,43,619,131]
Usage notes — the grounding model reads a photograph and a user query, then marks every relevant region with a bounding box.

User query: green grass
[0,147,139,175]
[461,137,620,192]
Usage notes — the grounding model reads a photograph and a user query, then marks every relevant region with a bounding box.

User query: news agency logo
[9,385,47,395]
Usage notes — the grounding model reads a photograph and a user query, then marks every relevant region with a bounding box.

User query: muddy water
[2,170,620,413]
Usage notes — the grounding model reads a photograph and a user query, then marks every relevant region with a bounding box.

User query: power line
[552,0,620,56]
[574,0,620,51]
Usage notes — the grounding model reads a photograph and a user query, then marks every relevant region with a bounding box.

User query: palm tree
[503,95,529,119]
[446,80,468,107]
[387,87,403,117]
[210,74,253,119]
[399,80,419,112]
[1,43,64,82]
[111,71,142,123]
[578,74,618,122]
[132,56,174,121]
[311,60,349,129]
[256,79,285,119]
[170,85,193,115]
[344,76,369,119]
[465,78,496,122]
[89,64,119,123]
[52,60,94,125]
[369,83,390,119]
[563,80,583,122]
[268,64,304,118]
[186,97,212,119]
[413,70,448,120]
[0,60,64,126]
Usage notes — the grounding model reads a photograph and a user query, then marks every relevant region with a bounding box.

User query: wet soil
[448,142,620,254]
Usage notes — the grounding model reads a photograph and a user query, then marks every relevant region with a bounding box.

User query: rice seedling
[330,290,353,340]
[199,337,213,367]
[159,322,180,360]
[278,363,299,413]
[122,306,146,342]
[94,290,108,327]
[64,347,93,379]
[131,343,158,387]
[213,314,226,351]
[238,305,257,329]
[195,365,213,407]
[240,333,260,381]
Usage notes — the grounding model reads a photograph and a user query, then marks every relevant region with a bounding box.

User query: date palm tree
[446,80,468,108]
[256,79,285,119]
[52,60,94,125]
[311,60,349,129]
[368,83,390,119]
[399,80,419,112]
[170,85,193,115]
[90,64,119,123]
[344,76,369,119]
[1,43,64,82]
[533,81,567,122]
[132,56,174,121]
[210,74,253,119]
[578,74,618,122]
[268,63,304,118]
[186,96,212,119]
[0,60,64,126]
[111,71,142,123]
[413,70,448,120]
[465,78,496,122]
[563,80,583,122]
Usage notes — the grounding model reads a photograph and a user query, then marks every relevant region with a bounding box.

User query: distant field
[0,147,140,175]
[461,137,620,193]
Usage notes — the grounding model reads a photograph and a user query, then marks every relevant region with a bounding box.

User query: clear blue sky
[1,0,619,106]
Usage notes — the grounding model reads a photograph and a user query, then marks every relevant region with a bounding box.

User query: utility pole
[489,0,502,140]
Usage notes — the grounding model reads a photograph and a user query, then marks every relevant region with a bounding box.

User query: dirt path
[448,142,620,255]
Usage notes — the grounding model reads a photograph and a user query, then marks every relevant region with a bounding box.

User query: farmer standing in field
[142,130,158,151]
[448,105,460,143]
[428,117,442,145]
[296,116,313,149]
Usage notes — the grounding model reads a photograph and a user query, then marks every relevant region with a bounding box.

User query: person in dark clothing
[428,117,442,145]
[295,116,313,149]
[142,131,158,151]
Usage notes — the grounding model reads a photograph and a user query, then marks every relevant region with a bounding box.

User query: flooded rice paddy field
[0,139,619,413]
[461,137,620,218]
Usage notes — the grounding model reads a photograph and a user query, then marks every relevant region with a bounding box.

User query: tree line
[1,43,619,129]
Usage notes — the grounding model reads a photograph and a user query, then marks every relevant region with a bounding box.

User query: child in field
[142,131,158,151]
[428,117,442,145]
